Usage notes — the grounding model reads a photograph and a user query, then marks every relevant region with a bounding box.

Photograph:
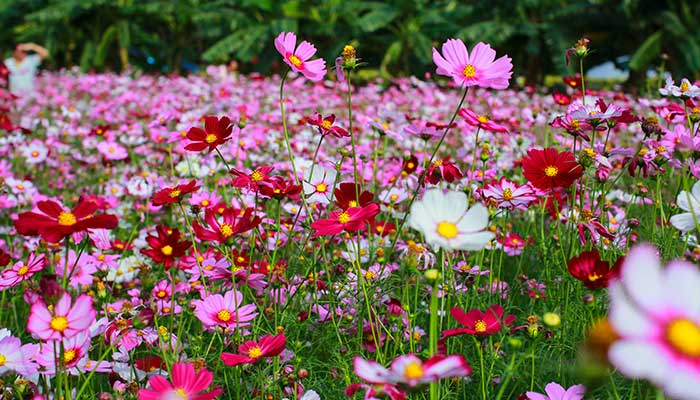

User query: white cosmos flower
[409,189,494,251]
[670,181,700,233]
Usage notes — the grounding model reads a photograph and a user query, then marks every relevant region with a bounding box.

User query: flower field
[1,35,700,400]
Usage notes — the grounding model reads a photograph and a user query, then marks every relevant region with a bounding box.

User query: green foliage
[1,0,698,83]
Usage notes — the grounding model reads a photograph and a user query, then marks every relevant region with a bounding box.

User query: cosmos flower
[351,353,471,388]
[521,148,583,190]
[0,332,38,375]
[138,362,223,400]
[0,252,46,289]
[221,333,286,366]
[27,292,96,341]
[408,189,494,251]
[567,248,621,289]
[459,108,508,133]
[151,179,200,206]
[432,39,512,89]
[274,32,326,81]
[481,177,537,210]
[192,207,261,244]
[14,199,118,243]
[307,113,350,138]
[230,166,274,192]
[659,77,700,98]
[442,304,515,338]
[185,115,233,152]
[670,180,700,233]
[608,244,700,399]
[526,382,586,400]
[193,289,258,331]
[303,167,337,204]
[140,225,191,270]
[311,203,380,237]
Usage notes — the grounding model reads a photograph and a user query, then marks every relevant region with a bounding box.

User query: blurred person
[5,42,48,94]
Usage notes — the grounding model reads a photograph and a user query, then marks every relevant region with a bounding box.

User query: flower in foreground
[608,244,700,399]
[670,180,700,233]
[221,333,286,366]
[409,189,494,251]
[275,32,326,81]
[351,353,471,388]
[432,39,512,89]
[141,225,192,270]
[442,304,515,338]
[27,292,95,341]
[138,362,223,400]
[14,199,118,243]
[521,148,583,191]
[185,115,233,152]
[526,382,585,400]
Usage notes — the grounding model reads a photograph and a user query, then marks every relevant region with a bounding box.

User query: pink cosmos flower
[97,141,128,160]
[481,177,537,210]
[274,32,326,81]
[0,252,46,289]
[459,108,508,133]
[432,39,512,89]
[27,292,96,341]
[55,249,97,288]
[526,382,586,400]
[221,333,286,366]
[138,362,223,400]
[36,331,91,375]
[608,244,700,400]
[0,332,39,375]
[352,353,471,388]
[193,289,258,332]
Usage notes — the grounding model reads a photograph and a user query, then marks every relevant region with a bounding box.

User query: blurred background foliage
[1,0,698,85]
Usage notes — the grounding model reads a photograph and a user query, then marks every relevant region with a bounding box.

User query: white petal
[664,260,700,318]
[608,282,658,338]
[608,340,668,383]
[457,203,489,233]
[620,244,667,318]
[671,213,697,233]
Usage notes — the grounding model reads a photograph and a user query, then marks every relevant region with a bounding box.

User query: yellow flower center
[0,354,5,366]
[288,55,302,67]
[436,221,459,239]
[348,200,358,208]
[205,134,217,144]
[502,188,513,201]
[477,115,489,124]
[544,166,559,177]
[64,349,77,363]
[681,81,690,92]
[364,271,376,280]
[474,320,487,332]
[98,254,106,261]
[588,273,603,282]
[157,290,167,298]
[463,64,476,78]
[666,319,700,357]
[17,265,29,276]
[404,362,424,379]
[50,316,69,332]
[338,212,351,224]
[584,148,595,157]
[315,183,327,193]
[169,189,181,198]
[321,120,332,130]
[161,245,173,256]
[58,212,77,226]
[174,388,188,399]
[32,151,39,157]
[251,170,263,182]
[217,309,231,322]
[220,224,234,238]
[248,346,263,359]
[639,148,648,156]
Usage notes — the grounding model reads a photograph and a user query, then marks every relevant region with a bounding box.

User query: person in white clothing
[5,42,49,94]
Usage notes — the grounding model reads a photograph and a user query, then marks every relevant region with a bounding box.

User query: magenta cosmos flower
[526,382,585,400]
[274,32,326,81]
[432,39,512,89]
[138,362,223,400]
[27,292,96,341]
[0,252,46,289]
[352,353,471,388]
[608,244,700,399]
[193,289,258,332]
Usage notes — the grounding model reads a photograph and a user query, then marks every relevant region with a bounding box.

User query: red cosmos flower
[401,154,419,177]
[230,166,274,192]
[151,180,200,206]
[459,108,508,133]
[425,157,463,185]
[0,248,10,267]
[567,249,622,289]
[369,220,396,237]
[334,182,374,209]
[521,148,583,190]
[140,225,191,269]
[259,176,301,200]
[562,74,582,88]
[311,203,380,237]
[442,305,515,338]
[14,200,118,243]
[220,334,286,366]
[185,115,233,152]
[192,207,261,244]
[552,92,571,106]
[307,113,350,138]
